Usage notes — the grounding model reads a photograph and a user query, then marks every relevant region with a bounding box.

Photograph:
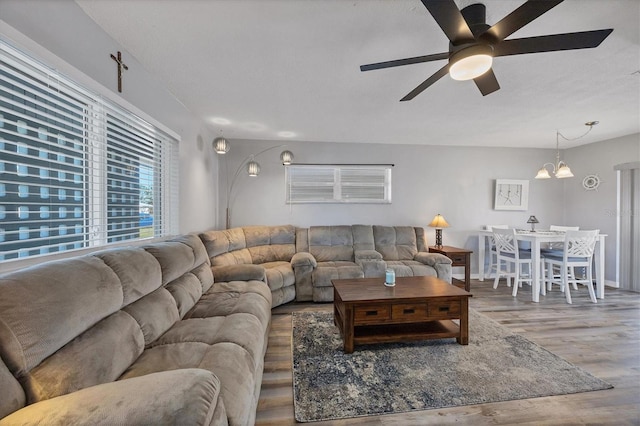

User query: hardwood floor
[255,280,640,425]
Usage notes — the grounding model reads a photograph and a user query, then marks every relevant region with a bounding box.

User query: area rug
[292,310,612,422]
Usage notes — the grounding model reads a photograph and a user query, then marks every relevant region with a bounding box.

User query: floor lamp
[214,137,293,228]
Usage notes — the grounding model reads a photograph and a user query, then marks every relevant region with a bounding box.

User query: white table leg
[595,236,605,299]
[478,234,486,281]
[531,239,541,303]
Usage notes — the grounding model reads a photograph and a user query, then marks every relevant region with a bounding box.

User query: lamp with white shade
[428,214,450,248]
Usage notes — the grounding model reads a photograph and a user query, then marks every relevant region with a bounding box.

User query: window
[0,40,179,262]
[285,165,392,204]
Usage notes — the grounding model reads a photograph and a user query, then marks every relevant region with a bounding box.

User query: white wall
[1,0,219,234]
[218,139,567,275]
[564,133,640,284]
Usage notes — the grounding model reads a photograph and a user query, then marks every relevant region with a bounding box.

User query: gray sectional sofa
[200,224,452,303]
[0,234,270,426]
[0,224,451,425]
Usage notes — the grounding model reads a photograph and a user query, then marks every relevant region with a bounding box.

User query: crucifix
[110,51,128,93]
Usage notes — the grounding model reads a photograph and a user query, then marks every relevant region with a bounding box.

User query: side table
[428,246,473,292]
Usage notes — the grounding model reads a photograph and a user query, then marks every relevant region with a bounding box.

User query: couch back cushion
[0,234,212,406]
[0,256,127,404]
[309,226,354,262]
[244,225,296,264]
[373,226,419,260]
[352,224,375,251]
[200,228,247,258]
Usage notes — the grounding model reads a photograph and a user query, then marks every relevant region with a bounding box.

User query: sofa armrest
[213,264,266,282]
[414,252,452,266]
[0,369,225,426]
[414,252,452,283]
[354,249,383,261]
[291,252,316,302]
[291,252,317,268]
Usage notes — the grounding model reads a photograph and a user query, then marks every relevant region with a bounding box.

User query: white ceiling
[75,0,640,149]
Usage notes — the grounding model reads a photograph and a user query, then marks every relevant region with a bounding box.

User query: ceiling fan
[360,0,613,100]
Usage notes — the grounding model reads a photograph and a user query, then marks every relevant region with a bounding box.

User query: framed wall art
[494,179,529,211]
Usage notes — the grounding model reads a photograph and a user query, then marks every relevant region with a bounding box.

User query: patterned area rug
[292,310,612,422]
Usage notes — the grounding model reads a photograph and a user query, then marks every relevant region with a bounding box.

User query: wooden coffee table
[332,276,472,353]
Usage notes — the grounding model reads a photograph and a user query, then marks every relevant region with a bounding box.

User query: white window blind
[286,164,392,204]
[0,40,179,262]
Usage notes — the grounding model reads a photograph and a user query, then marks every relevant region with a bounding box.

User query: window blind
[0,40,179,262]
[285,165,392,204]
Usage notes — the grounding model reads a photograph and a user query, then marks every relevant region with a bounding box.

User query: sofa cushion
[386,260,438,278]
[165,273,204,319]
[94,248,162,306]
[200,228,247,258]
[121,341,256,426]
[312,261,364,288]
[212,264,266,282]
[145,241,196,285]
[23,311,144,403]
[0,257,123,377]
[352,224,375,251]
[244,225,296,264]
[151,313,266,370]
[122,288,180,346]
[1,369,223,426]
[0,355,25,420]
[309,226,354,262]
[211,248,253,267]
[373,226,418,260]
[185,281,272,327]
[262,261,295,291]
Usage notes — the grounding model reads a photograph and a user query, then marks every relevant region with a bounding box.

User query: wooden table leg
[457,297,469,345]
[343,305,354,353]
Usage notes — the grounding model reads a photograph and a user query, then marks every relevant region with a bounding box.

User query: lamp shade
[535,167,552,179]
[555,163,574,178]
[280,150,294,165]
[213,137,229,154]
[428,214,450,228]
[527,215,539,224]
[247,160,260,177]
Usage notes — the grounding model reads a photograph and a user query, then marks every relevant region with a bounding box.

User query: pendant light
[535,122,598,179]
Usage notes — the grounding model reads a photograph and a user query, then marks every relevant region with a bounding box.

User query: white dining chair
[544,230,599,304]
[542,225,580,290]
[492,228,534,297]
[486,225,508,279]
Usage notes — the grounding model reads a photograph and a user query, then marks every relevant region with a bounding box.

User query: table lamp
[527,215,539,232]
[429,214,450,248]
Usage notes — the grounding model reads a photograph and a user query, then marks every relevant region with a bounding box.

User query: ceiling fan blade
[360,52,449,72]
[485,0,563,42]
[400,64,450,102]
[421,0,474,44]
[494,29,613,57]
[474,69,500,96]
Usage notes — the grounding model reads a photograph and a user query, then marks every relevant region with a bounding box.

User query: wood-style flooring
[255,279,640,425]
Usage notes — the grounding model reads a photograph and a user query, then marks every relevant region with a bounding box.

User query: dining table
[478,229,607,303]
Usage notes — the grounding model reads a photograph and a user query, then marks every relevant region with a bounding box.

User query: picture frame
[494,179,529,211]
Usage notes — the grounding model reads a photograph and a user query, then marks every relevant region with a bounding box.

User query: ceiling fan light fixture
[449,45,493,81]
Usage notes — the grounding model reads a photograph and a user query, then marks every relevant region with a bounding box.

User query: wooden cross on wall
[110,51,128,93]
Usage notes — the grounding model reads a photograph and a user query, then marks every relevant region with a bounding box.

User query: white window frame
[285,164,392,204]
[0,39,179,264]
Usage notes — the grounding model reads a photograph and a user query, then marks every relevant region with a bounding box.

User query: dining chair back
[486,225,508,278]
[545,225,580,251]
[492,228,533,297]
[544,230,599,304]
